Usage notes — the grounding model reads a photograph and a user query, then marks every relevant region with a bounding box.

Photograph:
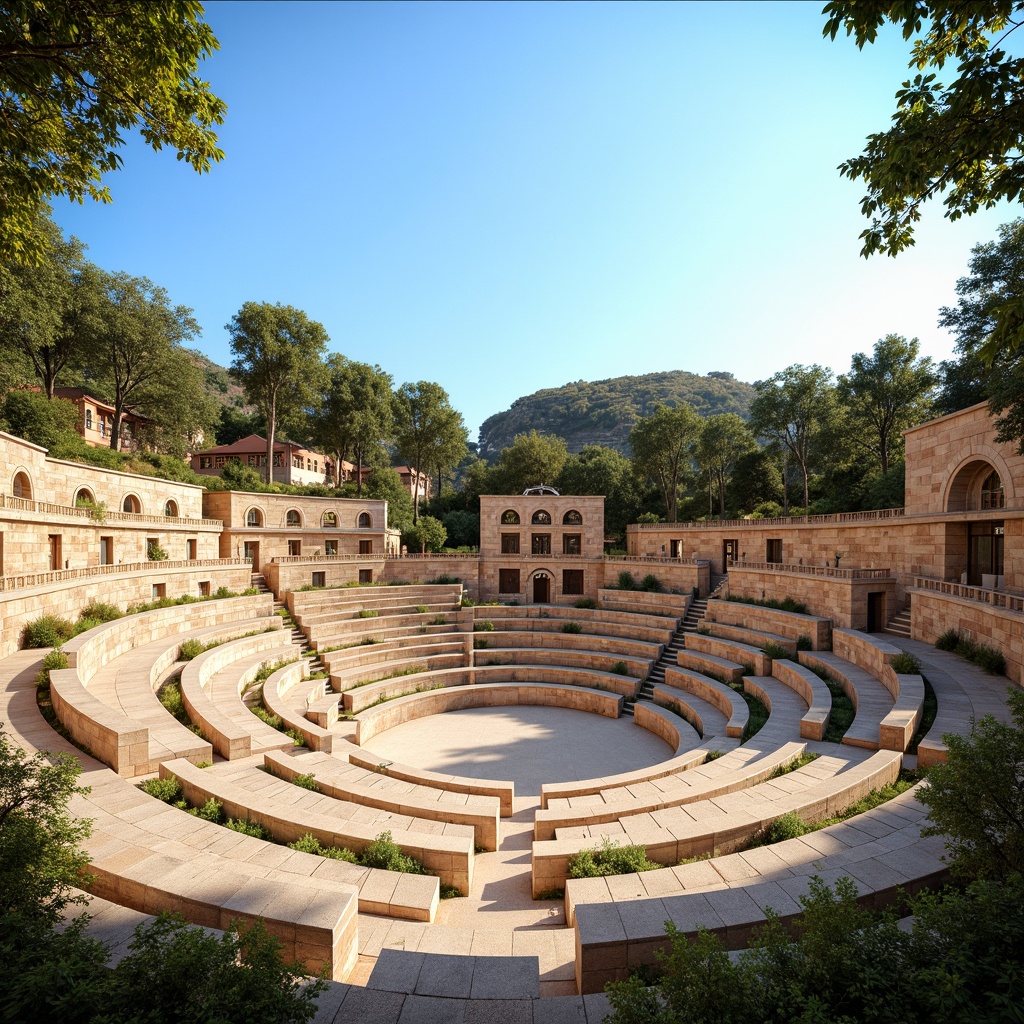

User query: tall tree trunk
[265,394,276,484]
[782,452,790,516]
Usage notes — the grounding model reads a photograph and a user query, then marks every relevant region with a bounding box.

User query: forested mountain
[477,371,756,457]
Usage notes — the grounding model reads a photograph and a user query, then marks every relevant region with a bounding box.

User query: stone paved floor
[350,706,676,993]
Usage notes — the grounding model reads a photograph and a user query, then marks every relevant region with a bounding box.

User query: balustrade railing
[913,575,1024,613]
[0,492,222,528]
[0,557,248,594]
[730,561,894,580]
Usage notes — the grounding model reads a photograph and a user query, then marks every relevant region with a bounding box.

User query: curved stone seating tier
[305,611,466,647]
[311,621,463,653]
[832,630,925,752]
[264,748,501,851]
[704,599,832,650]
[683,633,773,676]
[633,701,702,755]
[344,667,472,714]
[771,659,833,741]
[344,748,516,817]
[533,739,807,843]
[569,784,946,993]
[354,682,624,747]
[180,633,302,760]
[48,596,277,777]
[294,598,462,631]
[530,748,902,897]
[161,757,476,893]
[675,648,745,684]
[698,621,797,658]
[472,608,674,647]
[286,583,463,617]
[597,588,690,622]
[651,684,731,740]
[260,659,338,753]
[470,663,642,700]
[660,668,748,738]
[475,629,663,663]
[798,651,897,750]
[474,646,653,683]
[322,635,468,676]
[332,652,469,694]
[476,603,680,633]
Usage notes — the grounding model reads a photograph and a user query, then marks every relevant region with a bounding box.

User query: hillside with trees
[477,371,756,457]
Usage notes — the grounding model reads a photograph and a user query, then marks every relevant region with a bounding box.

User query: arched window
[562,509,583,525]
[322,511,338,528]
[74,487,96,507]
[501,509,520,525]
[246,507,263,528]
[358,512,372,528]
[532,509,551,525]
[122,494,141,513]
[164,499,178,517]
[286,509,302,527]
[981,470,1005,510]
[12,471,31,499]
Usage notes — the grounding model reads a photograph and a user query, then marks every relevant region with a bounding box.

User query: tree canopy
[0,1,226,262]
[825,2,1024,269]
[629,403,701,523]
[228,302,330,482]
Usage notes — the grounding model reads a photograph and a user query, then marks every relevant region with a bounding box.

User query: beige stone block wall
[0,564,253,659]
[912,589,1024,687]
[705,599,831,648]
[0,431,48,496]
[202,490,388,531]
[479,494,605,559]
[263,556,389,594]
[379,555,482,598]
[602,559,709,597]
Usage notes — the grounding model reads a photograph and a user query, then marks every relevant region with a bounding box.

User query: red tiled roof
[192,434,327,458]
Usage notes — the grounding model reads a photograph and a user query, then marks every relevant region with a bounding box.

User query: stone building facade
[202,490,398,572]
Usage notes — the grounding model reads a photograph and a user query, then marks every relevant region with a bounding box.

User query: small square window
[359,569,372,584]
[499,568,520,593]
[562,569,584,595]
[312,571,326,588]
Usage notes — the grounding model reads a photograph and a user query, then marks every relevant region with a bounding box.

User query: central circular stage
[361,704,675,796]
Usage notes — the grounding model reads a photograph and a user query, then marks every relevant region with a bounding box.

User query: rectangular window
[499,568,520,593]
[247,454,257,466]
[766,539,783,564]
[312,571,326,588]
[562,569,584,595]
[99,536,113,565]
[85,410,93,429]
[359,540,372,555]
[152,583,166,599]
[48,534,62,571]
[359,568,372,584]
[324,540,337,555]
[198,581,210,597]
[214,455,226,467]
[501,533,520,554]
[200,456,213,469]
[186,539,197,560]
[288,539,301,556]
[531,534,551,555]
[563,533,581,555]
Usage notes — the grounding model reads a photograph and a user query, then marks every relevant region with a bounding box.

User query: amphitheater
[1,402,1021,1023]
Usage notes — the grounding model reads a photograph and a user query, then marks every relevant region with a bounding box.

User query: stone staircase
[250,571,272,595]
[883,607,912,640]
[681,573,728,633]
[623,625,686,717]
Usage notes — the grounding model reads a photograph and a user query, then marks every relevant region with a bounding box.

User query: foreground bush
[568,838,660,878]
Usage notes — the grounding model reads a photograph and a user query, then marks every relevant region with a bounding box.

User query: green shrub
[79,601,122,622]
[140,776,183,803]
[440,885,463,899]
[936,628,961,651]
[617,571,636,591]
[704,749,724,762]
[796,634,814,651]
[757,811,809,844]
[426,574,460,585]
[891,651,922,674]
[562,621,582,634]
[224,818,268,839]
[251,705,283,730]
[21,615,75,649]
[416,605,428,614]
[357,609,378,618]
[955,636,979,660]
[768,751,820,778]
[292,773,319,791]
[147,543,169,561]
[762,641,790,660]
[286,728,307,747]
[975,644,1007,675]
[190,798,224,823]
[473,638,489,649]
[72,617,103,635]
[430,615,447,625]
[534,887,565,901]
[158,681,189,725]
[474,620,495,632]
[568,837,660,878]
[640,573,663,592]
[37,647,68,687]
[361,830,425,873]
[179,638,205,661]
[611,661,628,675]
[574,597,598,609]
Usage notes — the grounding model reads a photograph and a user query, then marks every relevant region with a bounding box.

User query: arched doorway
[532,572,551,603]
[12,471,31,499]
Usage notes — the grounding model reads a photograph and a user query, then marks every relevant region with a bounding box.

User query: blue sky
[51,0,1017,443]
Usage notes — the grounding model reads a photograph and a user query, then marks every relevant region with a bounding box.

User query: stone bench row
[49,597,277,777]
[332,652,469,695]
[470,612,674,647]
[264,747,502,851]
[310,621,462,652]
[569,784,946,993]
[659,668,748,738]
[473,603,681,634]
[698,620,797,657]
[161,757,476,893]
[597,587,690,622]
[530,748,903,897]
[305,610,467,645]
[321,635,468,678]
[474,646,653,684]
[286,583,463,616]
[704,599,832,650]
[180,631,301,760]
[683,632,775,676]
[472,629,663,663]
